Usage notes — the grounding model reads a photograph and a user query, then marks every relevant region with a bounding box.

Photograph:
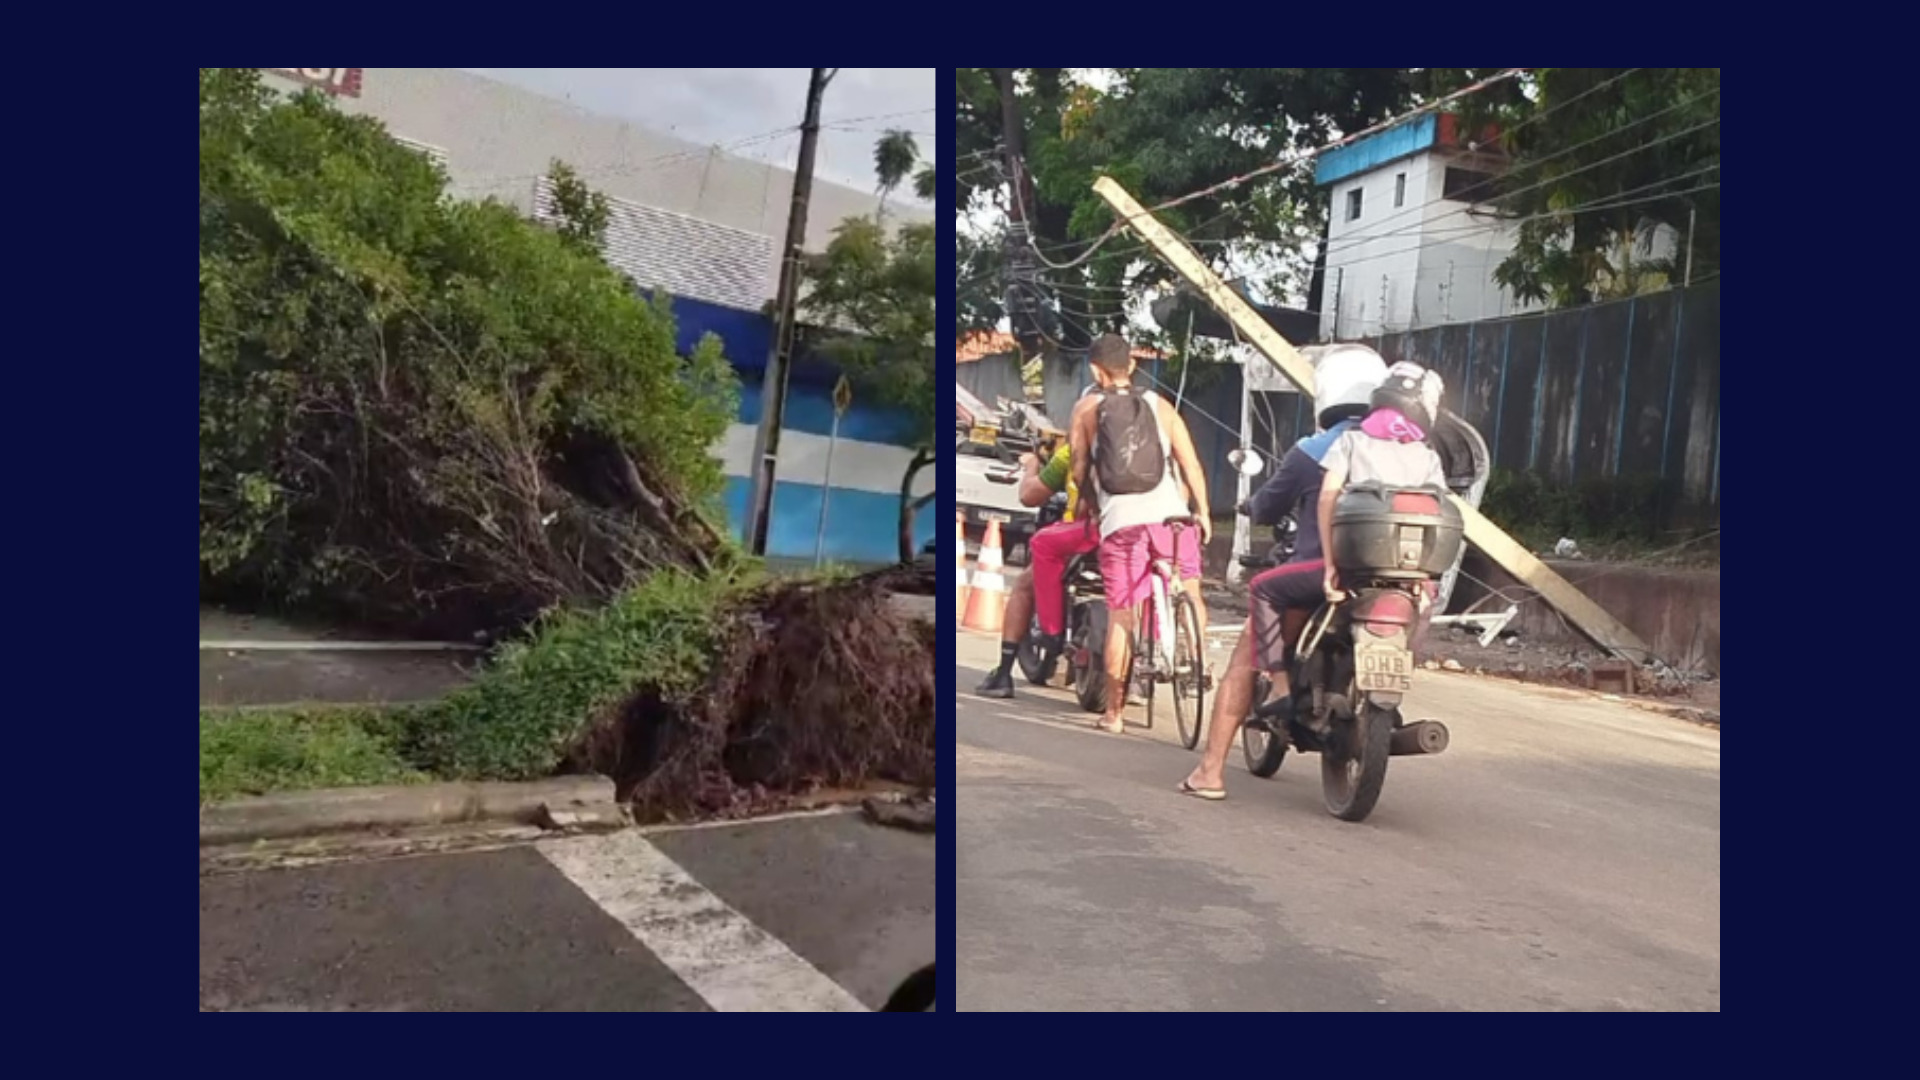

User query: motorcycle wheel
[1015,635,1058,686]
[1242,678,1287,778]
[1073,653,1108,713]
[1321,702,1394,822]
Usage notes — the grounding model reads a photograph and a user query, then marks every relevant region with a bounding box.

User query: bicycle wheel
[1138,604,1157,731]
[1171,591,1205,750]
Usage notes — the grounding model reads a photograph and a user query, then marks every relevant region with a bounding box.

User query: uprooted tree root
[575,567,935,822]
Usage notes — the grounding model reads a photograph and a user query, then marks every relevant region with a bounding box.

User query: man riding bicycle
[974,432,1095,699]
[1181,344,1386,800]
[1070,333,1211,735]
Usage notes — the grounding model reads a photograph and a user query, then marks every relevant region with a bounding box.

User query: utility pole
[994,68,1044,359]
[1089,175,1652,665]
[744,67,831,557]
[1683,206,1697,287]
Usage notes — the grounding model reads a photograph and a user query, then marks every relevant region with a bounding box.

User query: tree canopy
[956,68,1429,349]
[1457,68,1721,305]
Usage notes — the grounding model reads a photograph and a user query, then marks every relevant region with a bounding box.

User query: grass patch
[197,564,934,818]
[404,568,743,780]
[200,706,426,802]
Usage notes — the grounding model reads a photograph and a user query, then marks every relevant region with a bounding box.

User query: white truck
[955,382,1055,566]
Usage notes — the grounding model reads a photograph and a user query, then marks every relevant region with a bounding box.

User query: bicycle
[1128,515,1209,750]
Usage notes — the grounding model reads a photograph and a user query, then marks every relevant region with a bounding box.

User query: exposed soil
[578,566,937,823]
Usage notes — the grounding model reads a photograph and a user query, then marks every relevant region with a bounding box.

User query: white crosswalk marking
[538,830,866,1012]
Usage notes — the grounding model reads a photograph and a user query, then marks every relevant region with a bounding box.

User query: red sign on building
[262,69,363,98]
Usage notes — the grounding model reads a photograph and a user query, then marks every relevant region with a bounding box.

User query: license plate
[979,510,1011,524]
[1355,641,1414,693]
[969,424,999,445]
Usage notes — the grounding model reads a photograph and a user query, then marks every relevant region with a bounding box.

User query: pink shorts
[1097,523,1202,610]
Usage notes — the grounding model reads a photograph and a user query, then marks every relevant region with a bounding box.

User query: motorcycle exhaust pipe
[1389,720,1449,756]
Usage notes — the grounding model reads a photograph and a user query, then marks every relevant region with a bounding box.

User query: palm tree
[874,129,918,222]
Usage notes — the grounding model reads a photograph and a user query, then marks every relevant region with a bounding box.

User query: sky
[462,69,936,200]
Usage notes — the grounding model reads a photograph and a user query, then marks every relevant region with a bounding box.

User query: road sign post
[814,376,853,567]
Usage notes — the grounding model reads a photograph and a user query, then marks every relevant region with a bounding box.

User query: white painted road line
[537,830,866,1013]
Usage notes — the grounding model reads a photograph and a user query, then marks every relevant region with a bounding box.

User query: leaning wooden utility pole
[744,67,832,556]
[1091,176,1653,664]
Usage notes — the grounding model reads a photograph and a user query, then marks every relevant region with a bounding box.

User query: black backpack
[1093,389,1167,495]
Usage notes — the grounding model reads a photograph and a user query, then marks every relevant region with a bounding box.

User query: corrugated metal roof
[1314,114,1439,187]
[534,177,775,312]
[391,135,448,171]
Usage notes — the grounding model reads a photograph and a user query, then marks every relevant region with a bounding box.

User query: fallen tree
[199,69,737,636]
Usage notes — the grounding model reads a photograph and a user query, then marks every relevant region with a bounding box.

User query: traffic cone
[955,509,971,621]
[962,519,1008,634]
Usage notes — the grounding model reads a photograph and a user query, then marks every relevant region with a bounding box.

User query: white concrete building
[254,68,934,564]
[1317,113,1542,339]
[1315,112,1682,340]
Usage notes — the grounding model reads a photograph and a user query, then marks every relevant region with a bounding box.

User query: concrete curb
[887,593,935,625]
[198,775,621,846]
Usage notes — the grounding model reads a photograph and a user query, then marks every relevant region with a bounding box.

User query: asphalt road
[200,810,934,1011]
[954,627,1720,1012]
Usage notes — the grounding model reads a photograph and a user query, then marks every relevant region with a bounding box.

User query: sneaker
[975,668,1016,699]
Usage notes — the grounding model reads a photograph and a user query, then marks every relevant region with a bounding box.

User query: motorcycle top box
[1329,483,1464,584]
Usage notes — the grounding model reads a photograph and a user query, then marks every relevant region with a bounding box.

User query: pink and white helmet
[1373,361,1445,433]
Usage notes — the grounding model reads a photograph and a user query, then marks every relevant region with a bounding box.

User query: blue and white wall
[671,297,935,565]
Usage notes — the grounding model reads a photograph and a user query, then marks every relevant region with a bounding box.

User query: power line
[1029,69,1528,270]
[819,107,934,126]
[1320,87,1722,257]
[1323,177,1721,270]
[1015,69,1677,276]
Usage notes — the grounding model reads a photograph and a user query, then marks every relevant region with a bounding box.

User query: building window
[1345,187,1363,222]
[1443,166,1500,204]
[1394,173,1406,208]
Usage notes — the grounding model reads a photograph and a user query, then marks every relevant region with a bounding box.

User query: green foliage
[405,569,745,780]
[199,68,738,629]
[802,217,935,443]
[200,706,427,801]
[545,159,611,252]
[1444,68,1721,307]
[199,570,757,797]
[955,229,1004,338]
[1482,468,1681,548]
[873,129,935,220]
[956,68,1424,346]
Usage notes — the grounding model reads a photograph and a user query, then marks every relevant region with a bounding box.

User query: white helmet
[1311,344,1390,430]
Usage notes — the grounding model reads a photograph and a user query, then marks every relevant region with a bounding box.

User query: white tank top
[1091,387,1189,539]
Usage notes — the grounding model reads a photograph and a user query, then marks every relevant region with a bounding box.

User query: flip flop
[1178,780,1227,801]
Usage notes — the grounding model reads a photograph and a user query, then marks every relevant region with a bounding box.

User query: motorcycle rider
[1071,333,1211,735]
[974,429,1094,698]
[1316,362,1450,603]
[1180,344,1388,800]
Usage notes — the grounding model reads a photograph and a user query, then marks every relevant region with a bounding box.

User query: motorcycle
[1236,484,1461,823]
[1226,409,1490,822]
[982,472,1116,714]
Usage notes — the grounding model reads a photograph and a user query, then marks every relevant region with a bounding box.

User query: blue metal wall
[668,295,934,565]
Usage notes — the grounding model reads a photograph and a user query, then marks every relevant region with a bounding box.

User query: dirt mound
[577,567,935,822]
